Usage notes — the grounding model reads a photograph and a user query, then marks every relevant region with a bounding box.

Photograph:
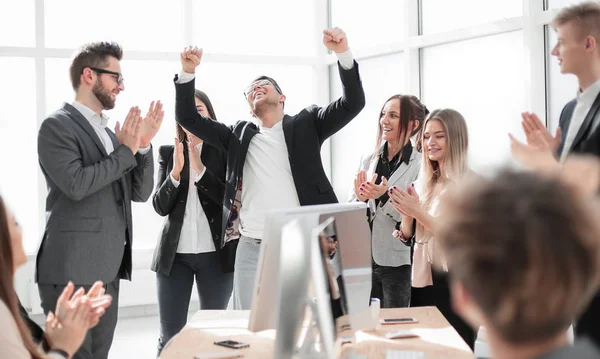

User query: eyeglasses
[243,79,274,98]
[88,67,124,86]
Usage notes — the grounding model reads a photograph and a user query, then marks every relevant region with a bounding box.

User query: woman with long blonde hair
[389,108,477,349]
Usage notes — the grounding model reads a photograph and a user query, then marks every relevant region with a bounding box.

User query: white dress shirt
[71,101,151,155]
[169,143,216,253]
[560,78,600,162]
[176,48,355,239]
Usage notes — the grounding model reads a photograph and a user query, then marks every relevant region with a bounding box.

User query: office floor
[107,315,491,359]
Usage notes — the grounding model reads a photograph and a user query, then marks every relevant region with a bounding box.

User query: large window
[330,53,405,200]
[421,31,526,174]
[421,0,522,34]
[546,0,586,10]
[193,1,318,56]
[330,0,405,51]
[0,0,35,47]
[44,0,184,51]
[0,58,38,253]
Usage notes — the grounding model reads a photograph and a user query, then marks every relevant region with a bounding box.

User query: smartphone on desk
[379,317,418,325]
[214,340,250,349]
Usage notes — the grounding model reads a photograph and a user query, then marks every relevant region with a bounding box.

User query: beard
[92,79,116,110]
[251,96,278,117]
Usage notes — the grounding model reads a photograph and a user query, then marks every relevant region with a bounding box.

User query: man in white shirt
[174,27,365,309]
[510,2,600,347]
[37,41,163,359]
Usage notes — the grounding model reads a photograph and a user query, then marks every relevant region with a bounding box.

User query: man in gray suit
[36,41,163,359]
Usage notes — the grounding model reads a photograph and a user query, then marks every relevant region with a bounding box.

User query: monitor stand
[296,299,336,359]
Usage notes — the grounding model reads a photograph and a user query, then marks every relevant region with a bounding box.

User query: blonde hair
[417,109,469,208]
[552,2,600,43]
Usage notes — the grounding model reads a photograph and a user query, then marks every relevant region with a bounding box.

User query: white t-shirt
[239,121,300,238]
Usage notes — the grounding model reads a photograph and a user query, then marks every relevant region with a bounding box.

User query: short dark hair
[70,41,123,91]
[177,89,219,142]
[438,169,600,344]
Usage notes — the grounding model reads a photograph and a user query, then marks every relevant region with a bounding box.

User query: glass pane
[0,58,38,253]
[546,0,587,10]
[421,31,525,175]
[546,25,578,133]
[193,0,317,56]
[0,0,35,46]
[45,0,183,51]
[330,53,405,200]
[421,0,522,34]
[331,0,405,51]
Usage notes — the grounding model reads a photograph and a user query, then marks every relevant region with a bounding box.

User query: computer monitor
[273,216,336,359]
[248,202,372,334]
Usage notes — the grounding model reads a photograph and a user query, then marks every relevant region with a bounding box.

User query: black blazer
[151,141,236,275]
[174,61,365,241]
[556,92,600,158]
[555,92,600,346]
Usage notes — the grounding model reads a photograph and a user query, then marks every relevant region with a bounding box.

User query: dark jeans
[410,271,477,351]
[39,279,120,359]
[371,263,411,308]
[156,252,234,355]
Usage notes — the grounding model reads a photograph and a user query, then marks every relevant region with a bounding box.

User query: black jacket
[151,141,236,275]
[174,61,365,242]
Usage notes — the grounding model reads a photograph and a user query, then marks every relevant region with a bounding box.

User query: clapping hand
[139,101,164,148]
[389,184,422,218]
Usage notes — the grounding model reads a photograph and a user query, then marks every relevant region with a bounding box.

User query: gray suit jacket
[349,144,421,267]
[35,103,154,285]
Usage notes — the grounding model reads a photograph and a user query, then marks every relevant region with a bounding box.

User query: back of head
[437,169,600,344]
[70,41,123,91]
[552,2,600,41]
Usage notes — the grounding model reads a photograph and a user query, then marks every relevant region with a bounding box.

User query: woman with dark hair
[152,89,236,355]
[0,195,112,359]
[349,94,428,308]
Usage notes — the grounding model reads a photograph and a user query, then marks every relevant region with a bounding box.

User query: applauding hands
[354,170,388,201]
[45,281,112,357]
[115,101,164,154]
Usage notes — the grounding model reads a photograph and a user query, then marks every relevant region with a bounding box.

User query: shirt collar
[71,101,109,128]
[576,78,600,105]
[381,141,413,166]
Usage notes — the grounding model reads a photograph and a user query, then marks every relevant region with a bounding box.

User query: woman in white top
[389,108,477,349]
[0,195,112,359]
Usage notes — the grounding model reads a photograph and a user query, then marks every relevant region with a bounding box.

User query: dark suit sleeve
[174,76,233,152]
[131,147,154,202]
[314,61,365,142]
[195,167,225,205]
[38,116,138,201]
[152,146,180,216]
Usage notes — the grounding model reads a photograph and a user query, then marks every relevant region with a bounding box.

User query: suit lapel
[282,115,294,156]
[62,103,108,157]
[569,92,600,155]
[386,157,412,187]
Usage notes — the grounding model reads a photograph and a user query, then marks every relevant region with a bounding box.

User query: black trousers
[156,252,233,355]
[410,271,477,351]
[371,263,411,308]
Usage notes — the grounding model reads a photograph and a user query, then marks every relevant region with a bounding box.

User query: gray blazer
[35,103,154,285]
[349,144,421,267]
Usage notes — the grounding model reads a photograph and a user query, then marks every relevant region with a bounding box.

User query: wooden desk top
[160,307,475,359]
